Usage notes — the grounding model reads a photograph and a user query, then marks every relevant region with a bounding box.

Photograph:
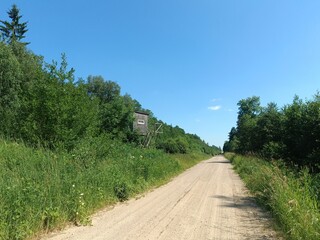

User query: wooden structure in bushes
[133,111,149,136]
[133,111,162,147]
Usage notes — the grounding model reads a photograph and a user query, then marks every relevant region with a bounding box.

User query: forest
[223,94,320,170]
[0,4,219,155]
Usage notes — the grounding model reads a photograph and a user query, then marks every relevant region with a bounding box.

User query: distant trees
[224,93,320,170]
[155,124,220,155]
[0,4,28,44]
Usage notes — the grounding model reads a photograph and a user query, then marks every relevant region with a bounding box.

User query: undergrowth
[225,153,320,240]
[0,136,210,240]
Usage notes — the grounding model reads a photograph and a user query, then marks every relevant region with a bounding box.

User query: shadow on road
[210,194,258,209]
[205,160,230,164]
[210,195,279,239]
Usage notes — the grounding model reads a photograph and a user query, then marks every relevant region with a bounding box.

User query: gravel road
[42,156,279,240]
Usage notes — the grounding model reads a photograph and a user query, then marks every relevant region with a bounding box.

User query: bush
[261,141,284,160]
[157,137,189,154]
[227,154,320,240]
[0,137,206,239]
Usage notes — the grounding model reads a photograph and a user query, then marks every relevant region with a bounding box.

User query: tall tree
[0,42,22,136]
[86,75,120,103]
[0,4,28,44]
[235,96,261,153]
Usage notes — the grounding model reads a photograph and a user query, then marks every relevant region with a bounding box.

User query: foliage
[224,93,320,170]
[0,137,206,239]
[226,153,320,240]
[155,123,220,155]
[0,4,219,153]
[0,42,22,137]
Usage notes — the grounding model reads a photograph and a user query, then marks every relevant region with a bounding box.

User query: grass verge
[225,153,320,240]
[0,136,210,240]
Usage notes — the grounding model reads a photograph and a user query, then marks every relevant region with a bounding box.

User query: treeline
[155,124,220,155]
[223,94,320,170]
[0,4,219,155]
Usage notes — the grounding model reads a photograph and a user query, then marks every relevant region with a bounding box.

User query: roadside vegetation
[223,94,320,171]
[0,137,210,240]
[223,87,320,239]
[0,5,220,240]
[225,153,320,240]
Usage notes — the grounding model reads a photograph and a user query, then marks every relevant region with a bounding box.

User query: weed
[0,136,209,239]
[226,153,320,240]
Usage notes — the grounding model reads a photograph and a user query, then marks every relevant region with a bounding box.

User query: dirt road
[43,156,279,240]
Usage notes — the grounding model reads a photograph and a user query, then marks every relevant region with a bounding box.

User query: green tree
[0,4,28,44]
[304,93,320,167]
[235,96,261,153]
[17,55,99,149]
[85,76,141,141]
[237,96,261,119]
[0,42,22,136]
[256,102,284,158]
[86,75,120,103]
[223,127,239,152]
[282,95,320,167]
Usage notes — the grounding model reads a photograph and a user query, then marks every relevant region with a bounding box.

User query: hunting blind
[133,111,149,136]
[133,111,162,147]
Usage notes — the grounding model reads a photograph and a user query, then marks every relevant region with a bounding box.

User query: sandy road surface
[43,156,279,240]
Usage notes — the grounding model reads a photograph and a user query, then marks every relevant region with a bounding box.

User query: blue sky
[1,1,319,148]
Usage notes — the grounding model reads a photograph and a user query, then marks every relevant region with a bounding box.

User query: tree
[235,96,261,153]
[223,127,239,152]
[86,75,120,103]
[256,103,283,146]
[0,4,28,44]
[237,96,261,119]
[0,42,22,136]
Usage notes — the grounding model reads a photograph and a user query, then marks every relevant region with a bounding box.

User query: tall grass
[225,153,320,240]
[0,136,210,240]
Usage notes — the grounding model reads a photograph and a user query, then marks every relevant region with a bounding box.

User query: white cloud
[211,98,221,102]
[208,105,221,111]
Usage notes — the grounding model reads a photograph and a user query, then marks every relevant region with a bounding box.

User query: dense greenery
[223,94,320,170]
[0,5,219,239]
[224,93,320,238]
[226,153,320,240]
[0,4,219,154]
[153,123,220,155]
[0,137,210,240]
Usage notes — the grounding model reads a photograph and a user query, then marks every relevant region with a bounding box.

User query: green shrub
[0,137,207,239]
[157,137,189,154]
[227,154,320,240]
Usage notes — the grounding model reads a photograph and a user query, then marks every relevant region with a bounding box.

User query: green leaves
[0,43,22,136]
[225,93,320,170]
